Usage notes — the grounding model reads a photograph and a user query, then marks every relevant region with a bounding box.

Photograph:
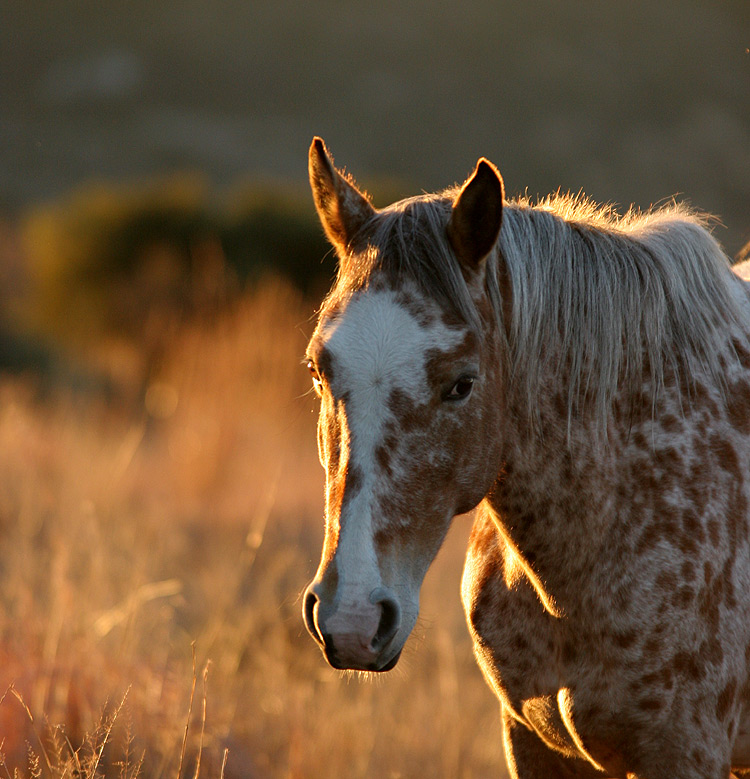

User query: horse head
[302,138,506,671]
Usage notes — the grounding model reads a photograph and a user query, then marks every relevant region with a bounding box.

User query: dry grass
[0,277,506,778]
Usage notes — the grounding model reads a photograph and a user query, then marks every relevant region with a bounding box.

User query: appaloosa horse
[302,137,750,778]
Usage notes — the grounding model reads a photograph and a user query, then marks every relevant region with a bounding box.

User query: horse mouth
[323,646,403,673]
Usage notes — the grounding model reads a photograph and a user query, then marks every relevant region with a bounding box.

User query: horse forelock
[323,188,743,433]
[325,190,497,335]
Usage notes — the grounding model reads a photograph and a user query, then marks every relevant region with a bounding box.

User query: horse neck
[486,367,624,608]
[482,238,750,613]
[486,315,747,613]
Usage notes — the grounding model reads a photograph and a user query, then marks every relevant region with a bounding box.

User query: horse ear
[447,158,504,272]
[309,137,375,253]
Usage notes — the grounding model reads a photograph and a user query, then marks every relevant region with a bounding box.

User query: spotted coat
[302,137,750,778]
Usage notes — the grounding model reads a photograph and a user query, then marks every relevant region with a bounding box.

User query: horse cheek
[458,395,504,513]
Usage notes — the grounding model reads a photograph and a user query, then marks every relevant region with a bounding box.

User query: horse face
[303,286,503,671]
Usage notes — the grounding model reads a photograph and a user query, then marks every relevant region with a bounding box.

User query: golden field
[3,1,748,773]
[0,275,507,778]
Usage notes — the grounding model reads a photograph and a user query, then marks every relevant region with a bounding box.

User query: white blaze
[318,288,463,597]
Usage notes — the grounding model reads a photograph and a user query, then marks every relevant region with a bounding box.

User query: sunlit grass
[0,278,506,778]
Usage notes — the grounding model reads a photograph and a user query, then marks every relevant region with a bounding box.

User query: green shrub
[20,177,331,352]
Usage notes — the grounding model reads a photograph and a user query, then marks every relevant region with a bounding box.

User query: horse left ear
[447,158,504,272]
[308,137,375,255]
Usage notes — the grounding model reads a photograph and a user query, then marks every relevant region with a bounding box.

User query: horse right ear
[309,137,375,254]
[447,158,504,273]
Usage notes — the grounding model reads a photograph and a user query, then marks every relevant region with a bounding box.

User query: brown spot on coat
[672,586,695,609]
[673,650,705,680]
[732,337,750,370]
[613,629,637,650]
[710,434,741,479]
[726,379,750,434]
[643,633,664,657]
[659,414,682,433]
[679,559,696,582]
[395,291,438,328]
[706,517,721,546]
[716,679,737,721]
[375,434,397,476]
[686,461,710,517]
[680,510,704,548]
[638,697,664,711]
[387,388,430,432]
[698,637,723,666]
[635,666,674,692]
[636,523,661,555]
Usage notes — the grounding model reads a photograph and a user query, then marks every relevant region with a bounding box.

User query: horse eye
[307,360,322,393]
[446,376,475,401]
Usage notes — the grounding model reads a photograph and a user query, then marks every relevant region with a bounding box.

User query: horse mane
[500,194,743,427]
[333,189,742,428]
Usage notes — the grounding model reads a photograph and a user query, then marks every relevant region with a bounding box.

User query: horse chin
[377,649,402,672]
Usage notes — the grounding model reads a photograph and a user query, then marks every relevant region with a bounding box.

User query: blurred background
[0,2,748,777]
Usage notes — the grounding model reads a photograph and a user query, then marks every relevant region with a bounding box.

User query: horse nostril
[303,586,325,646]
[370,589,401,652]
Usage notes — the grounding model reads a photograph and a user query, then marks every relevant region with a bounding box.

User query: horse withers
[302,137,750,778]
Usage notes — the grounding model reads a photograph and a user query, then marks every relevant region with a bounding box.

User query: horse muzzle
[303,582,403,671]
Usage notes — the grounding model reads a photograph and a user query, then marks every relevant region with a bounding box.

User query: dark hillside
[2,0,748,251]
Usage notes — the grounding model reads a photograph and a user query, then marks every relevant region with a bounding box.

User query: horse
[301,137,750,778]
